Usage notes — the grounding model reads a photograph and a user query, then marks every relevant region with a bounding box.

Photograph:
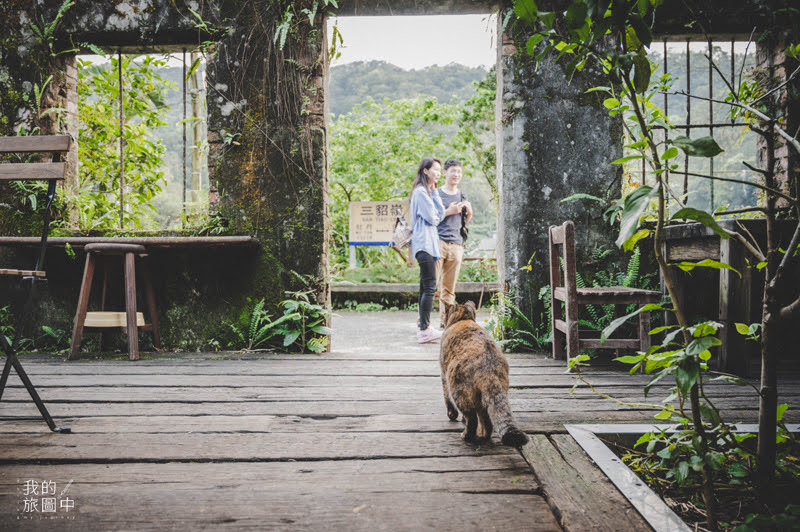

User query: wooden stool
[69,243,161,361]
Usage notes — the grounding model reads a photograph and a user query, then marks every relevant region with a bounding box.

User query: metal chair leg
[6,352,70,433]
[0,281,70,433]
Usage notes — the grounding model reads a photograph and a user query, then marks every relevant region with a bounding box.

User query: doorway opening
[324,13,500,299]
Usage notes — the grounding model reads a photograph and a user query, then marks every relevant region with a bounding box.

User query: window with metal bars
[625,39,759,214]
[76,51,208,231]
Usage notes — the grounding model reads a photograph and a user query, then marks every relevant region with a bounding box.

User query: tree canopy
[329,61,488,117]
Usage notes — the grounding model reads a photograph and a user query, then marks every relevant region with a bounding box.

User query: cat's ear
[465,301,476,318]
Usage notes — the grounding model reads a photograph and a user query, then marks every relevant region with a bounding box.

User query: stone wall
[497,23,623,323]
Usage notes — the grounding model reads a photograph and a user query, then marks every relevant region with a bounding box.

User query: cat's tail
[483,384,530,447]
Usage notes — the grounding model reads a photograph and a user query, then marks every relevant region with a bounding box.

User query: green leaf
[675,364,699,395]
[728,462,749,478]
[691,321,721,338]
[603,97,620,109]
[601,303,661,343]
[689,455,704,471]
[629,14,652,48]
[673,259,741,278]
[634,432,653,448]
[623,228,650,251]
[526,34,544,54]
[686,336,721,357]
[672,136,724,158]
[614,355,644,364]
[654,408,672,420]
[735,323,751,335]
[670,207,731,240]
[586,0,611,18]
[561,193,603,203]
[632,53,651,94]
[185,57,202,82]
[83,42,106,57]
[514,0,540,24]
[705,451,725,470]
[777,404,789,422]
[674,461,689,482]
[733,433,756,444]
[538,11,556,27]
[283,330,300,347]
[615,185,656,248]
[661,147,679,160]
[699,402,721,426]
[565,1,588,30]
[610,154,643,165]
[567,355,591,371]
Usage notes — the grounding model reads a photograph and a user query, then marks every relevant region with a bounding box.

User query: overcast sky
[327,14,497,70]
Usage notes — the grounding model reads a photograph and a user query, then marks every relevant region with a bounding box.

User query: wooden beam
[331,281,501,293]
[549,224,566,244]
[520,435,652,532]
[0,135,71,153]
[553,286,567,301]
[0,236,260,248]
[334,0,499,16]
[0,268,46,277]
[576,290,661,305]
[579,338,642,349]
[0,162,66,181]
[83,311,145,328]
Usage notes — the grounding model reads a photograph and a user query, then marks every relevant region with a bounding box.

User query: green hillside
[328,61,489,117]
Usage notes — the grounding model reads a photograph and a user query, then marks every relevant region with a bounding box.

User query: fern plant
[231,299,300,352]
[273,290,333,354]
[488,290,550,352]
[571,246,653,332]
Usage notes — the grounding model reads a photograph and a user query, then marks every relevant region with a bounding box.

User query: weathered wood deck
[1,311,798,530]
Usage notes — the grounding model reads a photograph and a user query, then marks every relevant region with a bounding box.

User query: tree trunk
[755,123,779,502]
[756,308,778,499]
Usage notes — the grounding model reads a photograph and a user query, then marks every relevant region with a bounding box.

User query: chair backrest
[0,135,71,272]
[548,220,577,299]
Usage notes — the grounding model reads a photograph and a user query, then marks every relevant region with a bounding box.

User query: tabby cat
[439,301,530,447]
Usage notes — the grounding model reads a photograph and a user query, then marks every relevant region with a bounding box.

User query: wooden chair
[0,135,71,432]
[549,220,661,362]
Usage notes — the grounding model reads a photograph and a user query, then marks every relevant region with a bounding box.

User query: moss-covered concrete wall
[497,19,623,323]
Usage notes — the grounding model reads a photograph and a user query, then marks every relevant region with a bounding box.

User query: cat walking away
[439,301,529,447]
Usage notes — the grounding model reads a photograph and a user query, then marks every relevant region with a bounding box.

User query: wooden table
[662,219,796,376]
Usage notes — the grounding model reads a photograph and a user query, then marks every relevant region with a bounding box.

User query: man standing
[436,158,472,328]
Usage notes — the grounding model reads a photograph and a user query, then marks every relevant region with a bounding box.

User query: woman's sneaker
[417,327,443,344]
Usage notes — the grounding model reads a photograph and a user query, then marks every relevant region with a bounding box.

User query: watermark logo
[18,479,76,520]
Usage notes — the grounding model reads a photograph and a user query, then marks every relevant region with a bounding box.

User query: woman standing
[410,157,445,343]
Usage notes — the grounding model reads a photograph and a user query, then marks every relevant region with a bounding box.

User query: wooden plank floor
[1,311,798,531]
